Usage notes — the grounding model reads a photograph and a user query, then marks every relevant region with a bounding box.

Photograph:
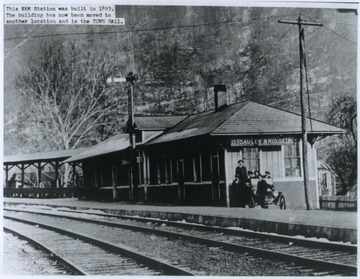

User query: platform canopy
[63,133,130,163]
[4,148,88,165]
[3,148,89,189]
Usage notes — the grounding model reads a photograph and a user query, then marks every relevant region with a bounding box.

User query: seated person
[257,175,274,208]
[263,171,273,185]
[264,171,271,178]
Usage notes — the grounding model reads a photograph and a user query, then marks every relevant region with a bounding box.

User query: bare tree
[15,41,127,187]
[16,41,127,151]
[328,95,357,146]
[326,95,357,195]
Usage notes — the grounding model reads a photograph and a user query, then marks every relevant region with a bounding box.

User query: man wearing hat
[264,171,272,178]
[235,159,248,207]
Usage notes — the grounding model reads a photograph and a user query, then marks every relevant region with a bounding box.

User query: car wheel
[279,196,286,210]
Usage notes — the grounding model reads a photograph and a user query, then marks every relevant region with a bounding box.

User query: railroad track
[4,216,194,275]
[4,206,357,276]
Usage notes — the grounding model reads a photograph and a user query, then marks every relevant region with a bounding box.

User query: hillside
[3,5,357,155]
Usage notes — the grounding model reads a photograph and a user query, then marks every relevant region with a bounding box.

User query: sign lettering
[230,137,296,147]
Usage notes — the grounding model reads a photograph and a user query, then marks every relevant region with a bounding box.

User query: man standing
[235,160,248,207]
[231,174,240,207]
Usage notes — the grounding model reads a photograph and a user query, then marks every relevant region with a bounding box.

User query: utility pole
[278,15,322,210]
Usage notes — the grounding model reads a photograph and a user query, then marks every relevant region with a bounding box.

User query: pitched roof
[63,134,129,163]
[4,148,89,164]
[212,101,346,135]
[317,160,337,172]
[125,115,187,132]
[147,101,248,144]
[148,101,345,145]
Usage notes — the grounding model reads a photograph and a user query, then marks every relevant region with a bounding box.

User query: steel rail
[4,209,356,275]
[5,206,356,252]
[4,215,195,276]
[3,226,87,275]
[55,208,357,252]
[75,209,357,254]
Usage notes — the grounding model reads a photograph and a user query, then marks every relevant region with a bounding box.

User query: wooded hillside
[4,6,357,167]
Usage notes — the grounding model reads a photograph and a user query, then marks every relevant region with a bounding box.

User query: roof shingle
[148,101,345,144]
[127,115,187,131]
[148,101,248,144]
[213,102,345,135]
[63,134,129,163]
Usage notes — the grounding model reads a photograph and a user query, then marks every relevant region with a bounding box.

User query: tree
[16,41,126,151]
[15,41,127,187]
[325,95,357,195]
[328,95,357,146]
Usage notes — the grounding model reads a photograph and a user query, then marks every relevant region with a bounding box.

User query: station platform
[3,198,357,244]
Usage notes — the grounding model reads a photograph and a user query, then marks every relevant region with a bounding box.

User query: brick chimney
[214,84,228,111]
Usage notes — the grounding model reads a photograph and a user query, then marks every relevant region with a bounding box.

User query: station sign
[230,137,297,147]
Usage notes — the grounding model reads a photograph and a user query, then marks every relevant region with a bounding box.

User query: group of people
[232,159,273,208]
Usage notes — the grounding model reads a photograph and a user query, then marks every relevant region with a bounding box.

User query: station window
[159,156,166,184]
[149,156,158,185]
[165,156,172,184]
[101,160,112,187]
[201,151,211,181]
[154,155,174,184]
[184,156,194,182]
[94,167,102,188]
[284,143,301,177]
[193,154,202,182]
[172,157,178,183]
[243,148,260,172]
[116,164,128,186]
[157,159,162,184]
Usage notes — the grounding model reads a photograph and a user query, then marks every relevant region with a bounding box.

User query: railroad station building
[63,92,344,209]
[64,116,186,201]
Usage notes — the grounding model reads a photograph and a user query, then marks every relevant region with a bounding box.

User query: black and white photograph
[2,0,358,276]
